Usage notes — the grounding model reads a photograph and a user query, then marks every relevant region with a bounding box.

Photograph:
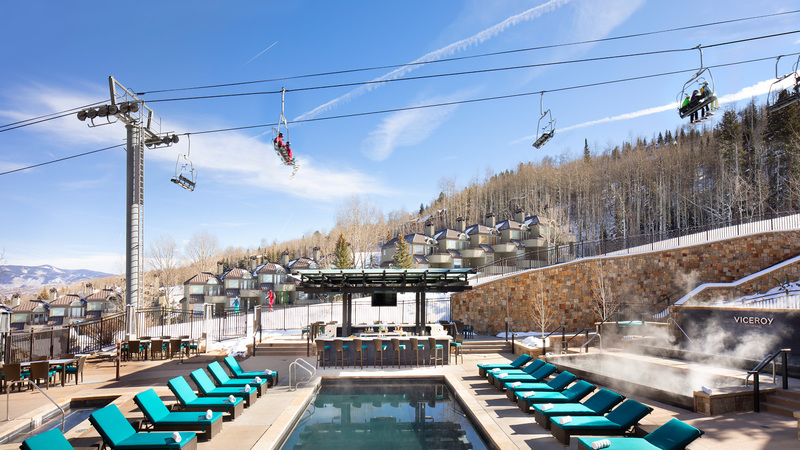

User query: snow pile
[494,331,551,348]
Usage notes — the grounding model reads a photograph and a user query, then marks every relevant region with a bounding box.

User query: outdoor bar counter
[315,324,453,366]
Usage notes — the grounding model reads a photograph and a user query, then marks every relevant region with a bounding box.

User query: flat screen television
[371,292,397,307]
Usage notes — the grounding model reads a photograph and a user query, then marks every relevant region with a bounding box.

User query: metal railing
[747,348,791,412]
[667,317,694,344]
[5,380,65,431]
[289,358,316,391]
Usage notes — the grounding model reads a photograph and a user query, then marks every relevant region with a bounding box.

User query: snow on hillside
[0,264,115,295]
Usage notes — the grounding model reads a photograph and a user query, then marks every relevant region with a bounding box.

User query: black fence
[212,308,247,341]
[134,307,205,340]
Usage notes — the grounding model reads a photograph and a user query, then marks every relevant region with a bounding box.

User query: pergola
[294,268,475,336]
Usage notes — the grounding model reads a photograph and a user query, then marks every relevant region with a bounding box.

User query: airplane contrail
[243,41,278,67]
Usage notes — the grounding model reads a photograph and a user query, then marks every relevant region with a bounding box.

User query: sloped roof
[185,272,220,284]
[434,229,467,240]
[496,219,526,231]
[256,262,286,274]
[50,294,87,307]
[86,288,118,301]
[12,300,49,313]
[288,257,319,270]
[222,268,253,279]
[382,233,436,249]
[464,224,497,236]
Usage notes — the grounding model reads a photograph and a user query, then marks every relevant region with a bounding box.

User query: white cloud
[295,0,575,122]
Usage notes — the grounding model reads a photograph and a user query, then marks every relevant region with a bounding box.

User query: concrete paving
[1,335,797,449]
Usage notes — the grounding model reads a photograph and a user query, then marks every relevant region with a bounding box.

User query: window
[190,285,204,294]
[478,235,487,244]
[509,230,519,240]
[51,307,67,316]
[205,285,221,296]
[446,240,457,250]
[87,302,104,311]
[12,313,27,323]
[227,279,240,289]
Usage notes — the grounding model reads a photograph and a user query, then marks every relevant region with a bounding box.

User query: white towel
[491,368,501,373]
[245,384,252,393]
[509,382,522,388]
[522,391,535,398]
[541,403,553,411]
[205,409,212,420]
[559,416,572,424]
[591,438,611,449]
[701,386,713,395]
[228,395,236,403]
[172,432,182,443]
[254,376,262,383]
[497,373,508,379]
[263,369,273,375]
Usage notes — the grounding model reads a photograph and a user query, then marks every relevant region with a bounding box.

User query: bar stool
[409,338,425,367]
[373,339,388,368]
[449,335,463,364]
[315,339,330,368]
[391,338,406,368]
[333,339,349,368]
[353,338,367,369]
[428,337,444,367]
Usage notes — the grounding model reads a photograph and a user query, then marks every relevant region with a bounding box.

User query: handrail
[289,358,316,391]
[579,334,601,353]
[746,348,790,413]
[564,328,589,346]
[6,380,65,431]
[746,348,791,384]
[562,328,591,353]
[666,317,694,344]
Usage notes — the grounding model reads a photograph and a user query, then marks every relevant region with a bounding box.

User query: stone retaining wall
[451,231,800,335]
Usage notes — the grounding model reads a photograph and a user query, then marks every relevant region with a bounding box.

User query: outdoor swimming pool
[280,378,488,449]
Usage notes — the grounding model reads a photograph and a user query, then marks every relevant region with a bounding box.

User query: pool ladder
[5,380,65,431]
[289,358,316,391]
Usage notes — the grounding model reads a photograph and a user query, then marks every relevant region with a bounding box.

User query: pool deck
[1,334,797,449]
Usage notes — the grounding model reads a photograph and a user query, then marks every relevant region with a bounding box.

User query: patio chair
[409,338,424,367]
[390,338,406,368]
[491,362,558,390]
[516,380,597,413]
[449,335,463,364]
[477,354,533,377]
[1,363,28,392]
[373,339,388,368]
[20,427,73,450]
[223,355,278,386]
[189,369,257,407]
[64,356,86,385]
[167,376,244,420]
[427,338,444,367]
[134,388,223,441]
[127,340,142,361]
[353,338,367,369]
[485,358,545,383]
[533,388,625,430]
[206,362,266,396]
[576,418,703,450]
[549,399,654,445]
[315,339,330,368]
[333,339,349,368]
[169,339,183,359]
[504,371,577,402]
[28,360,57,389]
[150,339,165,360]
[89,403,198,450]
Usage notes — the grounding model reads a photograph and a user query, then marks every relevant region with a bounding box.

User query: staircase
[762,388,800,418]
[255,340,310,356]
[460,338,512,354]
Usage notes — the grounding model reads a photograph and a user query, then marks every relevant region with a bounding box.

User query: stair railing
[579,334,602,353]
[562,328,590,353]
[289,357,316,391]
[5,380,65,431]
[746,348,791,412]
[666,317,694,344]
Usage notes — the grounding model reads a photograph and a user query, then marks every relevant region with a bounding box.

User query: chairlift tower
[77,76,179,334]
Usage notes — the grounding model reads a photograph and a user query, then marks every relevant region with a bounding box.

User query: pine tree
[583,138,590,162]
[332,234,353,269]
[392,234,413,268]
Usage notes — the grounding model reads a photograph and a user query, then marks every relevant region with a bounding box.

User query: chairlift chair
[170,135,196,191]
[532,92,556,149]
[767,55,800,115]
[272,88,301,179]
[677,46,718,122]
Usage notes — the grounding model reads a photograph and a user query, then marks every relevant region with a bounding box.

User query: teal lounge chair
[189,369,257,407]
[549,399,654,445]
[206,362,266,396]
[20,428,73,450]
[504,371,577,402]
[223,355,278,386]
[533,388,625,430]
[134,388,223,441]
[477,354,533,377]
[576,418,703,450]
[167,376,244,420]
[89,403,197,450]
[486,358,546,383]
[516,380,596,413]
[491,362,557,390]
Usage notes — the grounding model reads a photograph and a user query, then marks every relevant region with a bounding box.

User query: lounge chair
[89,403,197,450]
[167,376,244,420]
[189,369,257,407]
[491,362,557,390]
[549,399,654,445]
[504,371,577,402]
[206,362,266,396]
[223,355,278,386]
[516,380,597,413]
[20,428,73,450]
[576,418,703,450]
[477,354,534,377]
[533,388,625,430]
[134,389,223,441]
[485,358,545,382]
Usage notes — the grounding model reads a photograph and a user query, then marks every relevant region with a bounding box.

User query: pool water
[281,379,488,449]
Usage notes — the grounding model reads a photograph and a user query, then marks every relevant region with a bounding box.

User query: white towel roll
[559,416,572,424]
[541,403,553,411]
[263,369,273,375]
[497,373,508,379]
[510,381,522,388]
[591,438,611,449]
[254,376,262,383]
[228,395,236,403]
[245,384,252,392]
[522,391,535,398]
[491,368,501,373]
[205,409,213,420]
[172,432,182,443]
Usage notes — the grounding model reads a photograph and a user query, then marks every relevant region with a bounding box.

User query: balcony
[239,289,265,299]
[428,253,453,264]
[460,248,485,259]
[204,295,228,304]
[524,237,547,248]
[492,242,517,253]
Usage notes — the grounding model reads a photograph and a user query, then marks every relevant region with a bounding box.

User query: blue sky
[1,1,799,274]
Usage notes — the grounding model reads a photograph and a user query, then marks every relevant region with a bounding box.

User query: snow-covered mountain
[0,264,116,296]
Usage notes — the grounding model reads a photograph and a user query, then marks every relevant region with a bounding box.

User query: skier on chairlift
[274,132,294,164]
